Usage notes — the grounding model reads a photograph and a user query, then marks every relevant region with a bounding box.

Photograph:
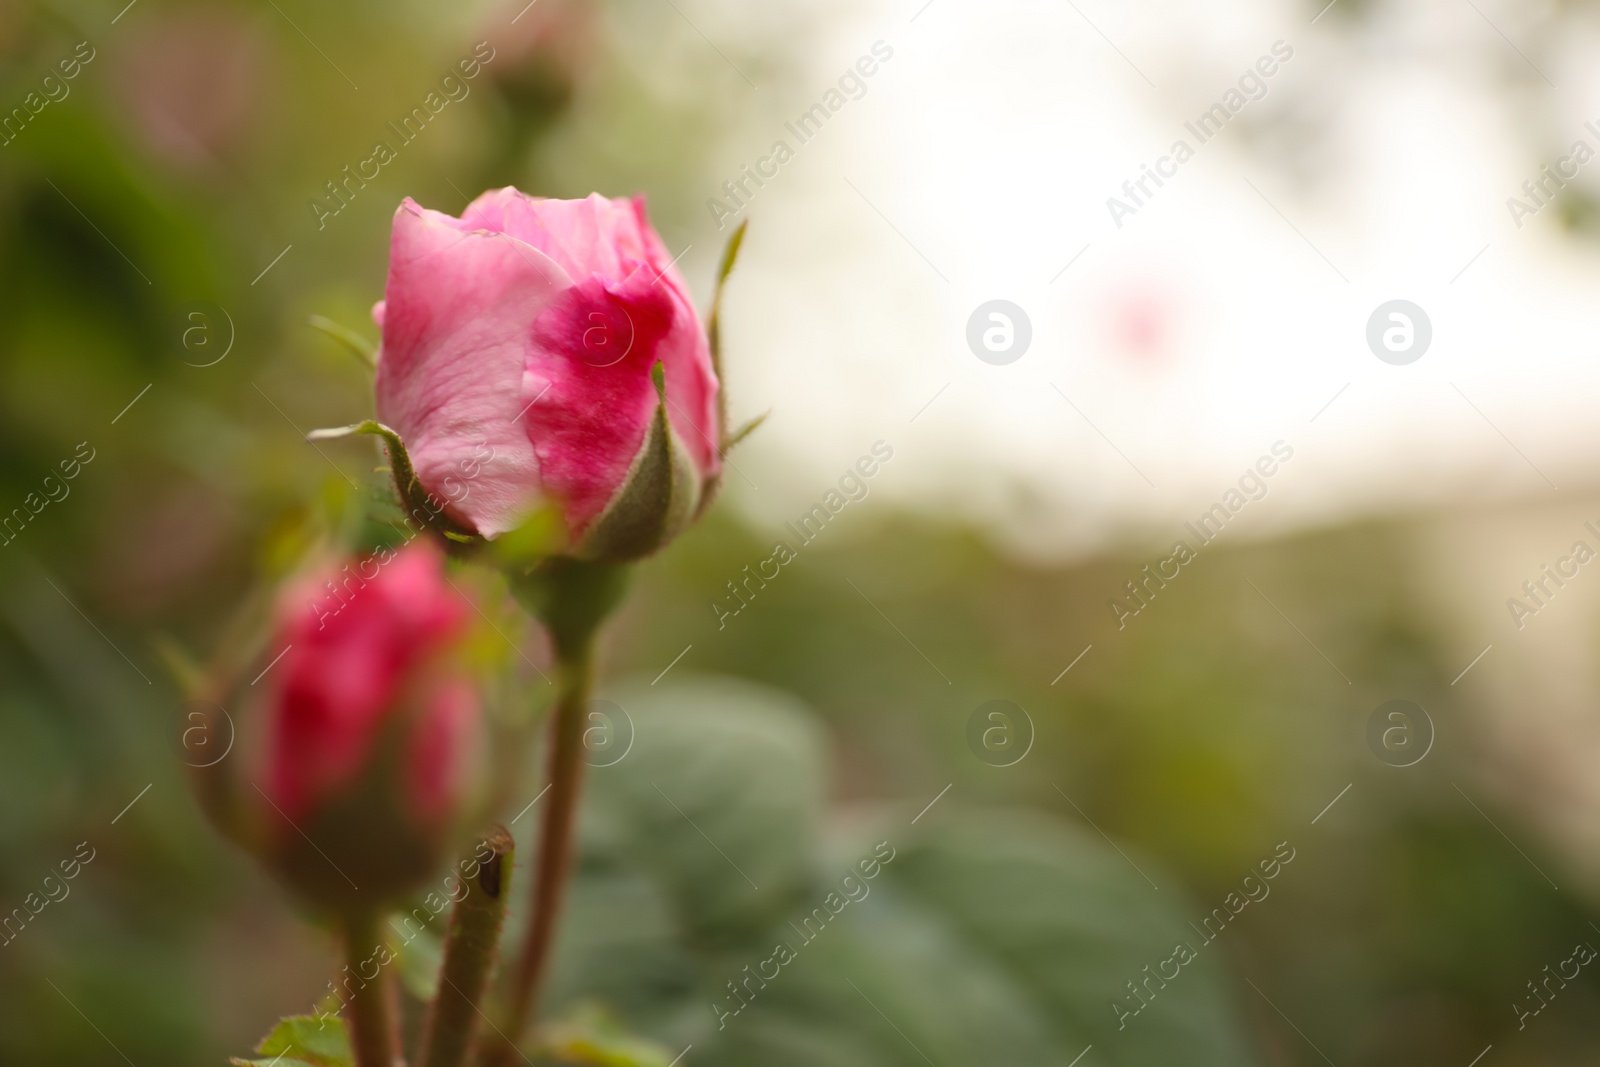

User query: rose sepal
[307,420,481,549]
[570,363,702,564]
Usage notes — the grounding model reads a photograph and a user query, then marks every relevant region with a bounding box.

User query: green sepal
[308,315,378,370]
[306,420,480,547]
[707,219,746,448]
[230,1014,352,1067]
[723,410,768,452]
[574,364,700,564]
[715,217,748,286]
[696,221,756,519]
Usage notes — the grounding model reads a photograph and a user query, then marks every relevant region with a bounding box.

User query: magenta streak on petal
[523,272,676,536]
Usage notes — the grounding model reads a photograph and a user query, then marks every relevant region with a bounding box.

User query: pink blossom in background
[262,542,479,831]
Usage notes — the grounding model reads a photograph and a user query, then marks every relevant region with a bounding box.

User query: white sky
[694,0,1600,560]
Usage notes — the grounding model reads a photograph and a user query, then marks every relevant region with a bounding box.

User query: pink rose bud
[484,0,598,107]
[242,542,486,914]
[373,188,723,562]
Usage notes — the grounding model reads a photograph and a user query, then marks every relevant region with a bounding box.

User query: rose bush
[242,188,750,1067]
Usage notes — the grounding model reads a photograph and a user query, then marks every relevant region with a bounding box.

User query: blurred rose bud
[372,188,722,562]
[115,10,263,173]
[485,0,597,112]
[225,542,487,915]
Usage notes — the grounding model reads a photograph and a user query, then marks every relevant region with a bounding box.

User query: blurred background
[3,0,1600,1063]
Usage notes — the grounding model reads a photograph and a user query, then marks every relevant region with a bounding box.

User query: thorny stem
[344,909,401,1067]
[420,827,515,1067]
[488,635,595,1063]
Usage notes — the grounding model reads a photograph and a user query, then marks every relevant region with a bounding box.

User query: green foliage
[306,316,378,371]
[395,922,445,1002]
[545,676,1260,1065]
[230,1015,351,1067]
[539,1003,676,1066]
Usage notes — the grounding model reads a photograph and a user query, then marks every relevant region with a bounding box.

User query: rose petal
[375,198,572,538]
[523,271,675,535]
[461,188,650,284]
[266,545,471,823]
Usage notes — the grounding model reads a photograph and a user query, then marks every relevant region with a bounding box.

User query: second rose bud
[209,542,497,916]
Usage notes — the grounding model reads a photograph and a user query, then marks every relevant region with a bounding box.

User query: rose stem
[420,827,514,1067]
[344,909,400,1067]
[495,634,594,1060]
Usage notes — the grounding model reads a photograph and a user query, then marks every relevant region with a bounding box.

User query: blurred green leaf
[306,315,378,371]
[577,676,828,940]
[485,503,568,570]
[394,919,445,1002]
[231,1014,351,1067]
[872,813,1260,1066]
[547,676,1259,1066]
[540,1002,676,1066]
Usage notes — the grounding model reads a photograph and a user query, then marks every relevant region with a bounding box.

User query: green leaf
[307,314,378,370]
[230,1014,352,1067]
[570,677,827,942]
[547,676,1261,1067]
[394,918,444,1001]
[866,812,1260,1066]
[539,1002,676,1067]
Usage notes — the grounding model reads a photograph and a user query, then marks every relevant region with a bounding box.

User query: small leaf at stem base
[230,1014,352,1067]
